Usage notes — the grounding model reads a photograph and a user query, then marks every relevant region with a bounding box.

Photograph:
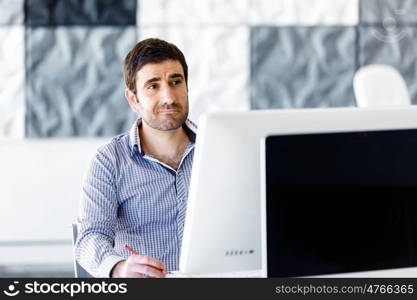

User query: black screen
[265,129,417,277]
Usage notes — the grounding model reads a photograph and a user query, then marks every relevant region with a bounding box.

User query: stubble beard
[142,104,189,131]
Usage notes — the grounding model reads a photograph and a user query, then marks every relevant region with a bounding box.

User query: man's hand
[111,254,166,278]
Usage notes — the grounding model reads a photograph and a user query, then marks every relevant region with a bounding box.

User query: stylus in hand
[124,244,139,255]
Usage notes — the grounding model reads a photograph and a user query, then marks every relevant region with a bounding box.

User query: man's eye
[172,80,182,86]
[148,84,157,89]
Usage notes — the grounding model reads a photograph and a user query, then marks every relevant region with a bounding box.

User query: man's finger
[131,264,165,278]
[126,271,148,278]
[132,254,165,271]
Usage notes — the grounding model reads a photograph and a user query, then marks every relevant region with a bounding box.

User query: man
[75,38,197,278]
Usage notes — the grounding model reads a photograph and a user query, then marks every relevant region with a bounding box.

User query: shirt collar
[128,118,197,156]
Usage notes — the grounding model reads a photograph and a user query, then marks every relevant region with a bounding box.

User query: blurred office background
[0,0,416,276]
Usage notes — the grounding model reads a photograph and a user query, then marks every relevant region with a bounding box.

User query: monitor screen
[265,129,417,277]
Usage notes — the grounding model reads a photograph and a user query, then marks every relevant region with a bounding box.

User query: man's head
[123,38,189,131]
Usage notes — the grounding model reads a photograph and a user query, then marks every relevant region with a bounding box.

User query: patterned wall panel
[25,0,137,137]
[251,26,356,109]
[139,0,251,123]
[361,0,417,24]
[359,0,417,104]
[3,0,417,137]
[0,26,25,138]
[0,0,24,138]
[359,26,417,104]
[139,25,250,123]
[139,0,358,121]
[139,0,249,25]
[249,0,358,25]
[26,26,136,137]
[0,0,24,24]
[25,0,136,25]
[140,0,358,26]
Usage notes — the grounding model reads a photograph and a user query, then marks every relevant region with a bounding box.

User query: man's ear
[125,88,139,112]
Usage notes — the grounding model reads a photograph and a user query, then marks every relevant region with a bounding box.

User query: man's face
[126,59,189,131]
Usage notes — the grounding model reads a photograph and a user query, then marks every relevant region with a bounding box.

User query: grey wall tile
[0,26,25,138]
[0,0,24,25]
[250,26,356,109]
[359,26,417,104]
[361,0,417,24]
[26,0,136,26]
[26,27,137,137]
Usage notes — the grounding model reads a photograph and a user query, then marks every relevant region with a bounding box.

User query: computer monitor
[179,106,417,276]
[260,106,417,277]
[180,106,417,275]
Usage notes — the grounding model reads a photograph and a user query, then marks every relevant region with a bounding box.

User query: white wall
[0,139,108,271]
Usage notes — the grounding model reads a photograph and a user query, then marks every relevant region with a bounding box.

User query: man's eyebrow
[169,73,184,80]
[143,77,161,87]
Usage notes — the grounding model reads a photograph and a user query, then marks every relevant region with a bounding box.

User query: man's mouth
[159,109,179,113]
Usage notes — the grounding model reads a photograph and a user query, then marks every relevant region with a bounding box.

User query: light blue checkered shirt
[75,118,196,277]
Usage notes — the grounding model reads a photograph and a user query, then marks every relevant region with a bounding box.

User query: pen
[124,244,138,255]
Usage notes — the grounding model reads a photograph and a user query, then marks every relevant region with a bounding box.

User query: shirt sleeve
[75,148,125,277]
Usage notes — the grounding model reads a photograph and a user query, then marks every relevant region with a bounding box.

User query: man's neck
[139,121,190,169]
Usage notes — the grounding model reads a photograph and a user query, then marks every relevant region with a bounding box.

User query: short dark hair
[123,38,188,94]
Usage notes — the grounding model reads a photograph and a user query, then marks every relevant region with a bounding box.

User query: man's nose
[161,86,175,104]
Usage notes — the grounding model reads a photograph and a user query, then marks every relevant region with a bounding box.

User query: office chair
[353,64,411,107]
[71,223,93,278]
